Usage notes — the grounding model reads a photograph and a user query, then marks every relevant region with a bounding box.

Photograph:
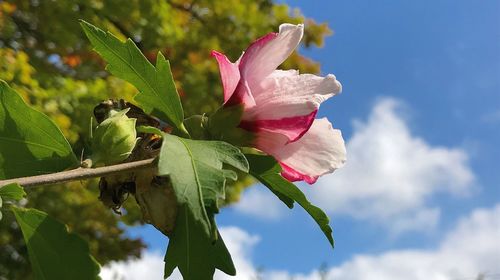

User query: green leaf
[0,183,25,221]
[246,153,334,247]
[183,115,208,140]
[79,21,186,134]
[0,183,26,201]
[136,125,164,137]
[207,105,255,146]
[164,206,235,279]
[157,134,249,237]
[12,207,101,280]
[208,105,244,136]
[157,135,248,278]
[0,81,78,180]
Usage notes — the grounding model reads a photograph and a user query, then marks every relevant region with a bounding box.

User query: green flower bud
[91,109,137,166]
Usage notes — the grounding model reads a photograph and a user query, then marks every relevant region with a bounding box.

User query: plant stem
[0,158,156,189]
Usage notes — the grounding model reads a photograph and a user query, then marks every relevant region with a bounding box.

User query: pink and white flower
[212,23,346,184]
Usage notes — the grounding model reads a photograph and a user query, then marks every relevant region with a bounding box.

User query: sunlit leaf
[164,206,235,279]
[157,135,248,278]
[0,81,78,180]
[158,134,249,237]
[246,153,334,247]
[80,21,187,134]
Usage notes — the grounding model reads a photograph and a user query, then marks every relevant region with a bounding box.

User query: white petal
[274,118,346,179]
[239,24,304,91]
[243,70,342,121]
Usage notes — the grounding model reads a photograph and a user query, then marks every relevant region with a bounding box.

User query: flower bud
[91,109,137,166]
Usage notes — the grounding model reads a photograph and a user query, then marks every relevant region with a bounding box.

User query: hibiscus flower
[212,23,346,184]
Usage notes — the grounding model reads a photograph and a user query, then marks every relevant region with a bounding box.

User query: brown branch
[0,158,156,189]
[166,0,207,24]
[105,16,145,51]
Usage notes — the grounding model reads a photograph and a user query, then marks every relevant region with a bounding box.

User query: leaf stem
[0,158,156,189]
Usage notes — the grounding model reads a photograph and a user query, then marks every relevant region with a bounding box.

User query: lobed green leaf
[79,21,187,134]
[0,81,78,180]
[164,206,235,279]
[246,153,334,247]
[12,207,101,280]
[158,134,249,236]
[157,135,248,278]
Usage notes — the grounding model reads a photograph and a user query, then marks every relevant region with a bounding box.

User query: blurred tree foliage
[0,0,331,278]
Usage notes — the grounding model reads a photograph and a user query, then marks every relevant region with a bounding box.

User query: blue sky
[103,1,500,279]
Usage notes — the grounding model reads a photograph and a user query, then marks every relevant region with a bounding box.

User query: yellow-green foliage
[0,1,331,278]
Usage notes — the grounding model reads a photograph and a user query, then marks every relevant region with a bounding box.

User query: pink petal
[211,50,241,103]
[238,71,341,142]
[245,70,342,119]
[255,118,346,184]
[225,78,256,107]
[280,162,319,184]
[239,24,304,91]
[240,109,317,143]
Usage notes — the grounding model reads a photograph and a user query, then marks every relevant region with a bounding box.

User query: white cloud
[214,227,260,280]
[102,204,500,280]
[232,186,287,220]
[100,226,260,280]
[232,98,475,233]
[304,98,475,233]
[242,204,500,280]
[320,204,500,280]
[100,251,169,280]
[388,207,440,234]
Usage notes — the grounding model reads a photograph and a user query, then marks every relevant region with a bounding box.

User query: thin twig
[166,0,207,24]
[0,158,156,189]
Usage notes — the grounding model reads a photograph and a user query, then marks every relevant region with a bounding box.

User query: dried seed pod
[98,134,178,236]
[94,99,169,131]
[94,100,177,236]
[134,170,178,236]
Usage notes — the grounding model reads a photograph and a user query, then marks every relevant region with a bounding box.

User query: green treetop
[0,1,332,279]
